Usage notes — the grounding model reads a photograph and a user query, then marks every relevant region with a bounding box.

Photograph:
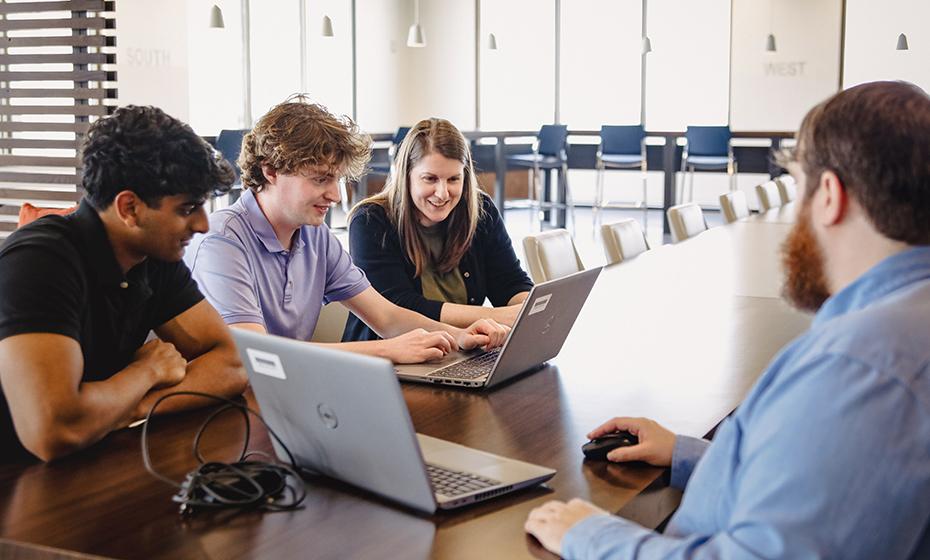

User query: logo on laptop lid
[528,293,552,316]
[246,348,287,379]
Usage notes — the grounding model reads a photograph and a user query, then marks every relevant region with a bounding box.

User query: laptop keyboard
[427,348,502,380]
[426,463,500,496]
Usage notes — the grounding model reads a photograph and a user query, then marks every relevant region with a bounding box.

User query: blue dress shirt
[563,247,930,559]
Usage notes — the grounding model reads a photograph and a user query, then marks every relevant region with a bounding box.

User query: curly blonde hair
[239,94,371,192]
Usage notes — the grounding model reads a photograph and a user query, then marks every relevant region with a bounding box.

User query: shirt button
[463,272,470,278]
[119,281,129,289]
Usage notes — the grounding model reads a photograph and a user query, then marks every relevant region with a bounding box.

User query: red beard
[781,203,831,312]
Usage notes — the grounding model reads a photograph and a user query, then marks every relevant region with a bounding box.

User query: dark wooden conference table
[0,207,810,560]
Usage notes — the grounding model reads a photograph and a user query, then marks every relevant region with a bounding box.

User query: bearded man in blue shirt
[525,80,930,559]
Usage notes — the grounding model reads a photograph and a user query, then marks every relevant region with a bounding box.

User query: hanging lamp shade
[209,4,225,29]
[896,33,909,50]
[407,23,426,47]
[322,15,334,37]
[641,36,652,54]
[765,33,777,52]
[487,32,498,50]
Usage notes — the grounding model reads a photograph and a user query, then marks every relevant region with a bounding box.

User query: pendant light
[407,0,426,48]
[209,4,225,29]
[322,15,334,37]
[896,33,909,50]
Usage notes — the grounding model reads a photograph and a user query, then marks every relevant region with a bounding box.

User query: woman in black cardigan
[343,118,532,342]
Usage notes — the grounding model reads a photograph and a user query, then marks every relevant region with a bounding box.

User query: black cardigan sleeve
[477,195,534,306]
[347,204,444,321]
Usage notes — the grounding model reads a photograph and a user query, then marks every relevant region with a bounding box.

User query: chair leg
[729,161,738,191]
[530,164,540,230]
[562,163,575,236]
[688,166,695,202]
[594,164,605,233]
[641,166,648,230]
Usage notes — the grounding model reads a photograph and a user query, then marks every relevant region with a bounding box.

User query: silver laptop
[231,328,556,513]
[396,267,602,388]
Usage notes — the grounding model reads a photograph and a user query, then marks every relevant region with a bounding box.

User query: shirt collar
[814,246,930,326]
[240,189,305,253]
[72,199,145,291]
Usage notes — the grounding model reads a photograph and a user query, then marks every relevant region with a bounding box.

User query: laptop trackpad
[418,435,502,475]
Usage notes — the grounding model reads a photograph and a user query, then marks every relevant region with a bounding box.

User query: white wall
[645,0,730,130]
[187,0,246,134]
[248,0,302,120]
[403,0,476,130]
[843,0,930,92]
[115,0,190,121]
[308,0,354,119]
[730,0,841,131]
[479,0,556,129]
[355,0,408,132]
[560,0,642,129]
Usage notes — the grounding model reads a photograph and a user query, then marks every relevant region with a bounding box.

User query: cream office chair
[666,203,708,243]
[719,190,750,224]
[522,229,585,283]
[775,174,797,204]
[310,302,350,343]
[600,219,649,265]
[755,180,783,212]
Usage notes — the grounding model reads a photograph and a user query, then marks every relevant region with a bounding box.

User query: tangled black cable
[141,391,306,516]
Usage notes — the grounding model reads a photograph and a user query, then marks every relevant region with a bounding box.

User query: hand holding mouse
[585,416,676,466]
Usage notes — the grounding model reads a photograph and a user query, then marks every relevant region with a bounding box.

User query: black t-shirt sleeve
[148,259,205,329]
[0,239,84,342]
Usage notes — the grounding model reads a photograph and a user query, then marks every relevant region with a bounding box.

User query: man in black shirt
[0,106,247,462]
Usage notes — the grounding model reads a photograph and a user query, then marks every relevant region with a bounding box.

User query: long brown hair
[353,118,483,276]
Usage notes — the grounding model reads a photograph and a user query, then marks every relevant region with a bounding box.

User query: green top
[418,223,468,305]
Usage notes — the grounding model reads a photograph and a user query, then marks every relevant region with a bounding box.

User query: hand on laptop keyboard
[455,318,510,351]
[380,329,456,364]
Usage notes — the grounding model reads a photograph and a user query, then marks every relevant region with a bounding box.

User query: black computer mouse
[581,431,639,461]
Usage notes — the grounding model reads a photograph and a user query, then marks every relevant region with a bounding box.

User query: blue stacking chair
[368,126,412,176]
[506,124,572,231]
[215,129,248,182]
[595,125,648,230]
[214,129,249,206]
[678,125,737,203]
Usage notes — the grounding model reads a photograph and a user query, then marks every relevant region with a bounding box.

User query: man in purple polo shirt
[187,97,508,364]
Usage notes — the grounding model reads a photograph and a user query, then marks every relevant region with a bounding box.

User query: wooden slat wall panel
[0,53,115,65]
[0,155,82,167]
[0,122,92,133]
[0,173,82,185]
[0,188,83,201]
[2,35,113,48]
[0,70,115,81]
[0,105,109,116]
[0,18,113,31]
[0,88,117,99]
[0,138,80,149]
[0,1,110,14]
[0,2,117,227]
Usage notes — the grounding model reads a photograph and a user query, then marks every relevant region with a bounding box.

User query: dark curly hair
[793,81,930,245]
[81,105,235,209]
[239,94,371,193]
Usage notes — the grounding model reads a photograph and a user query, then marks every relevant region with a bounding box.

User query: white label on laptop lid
[246,348,287,379]
[528,294,552,316]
